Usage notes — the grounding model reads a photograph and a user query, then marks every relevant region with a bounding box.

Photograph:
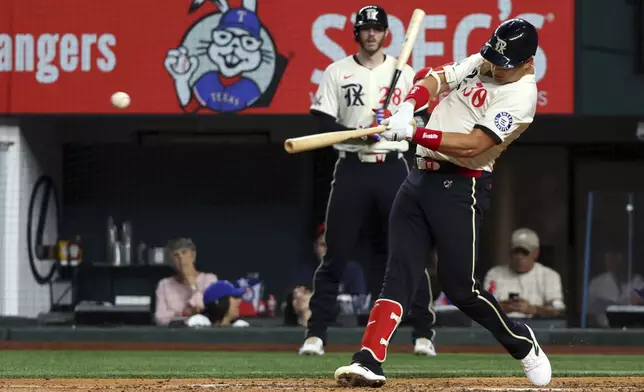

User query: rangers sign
[0,0,574,114]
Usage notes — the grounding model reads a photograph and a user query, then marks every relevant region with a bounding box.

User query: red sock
[359,299,404,362]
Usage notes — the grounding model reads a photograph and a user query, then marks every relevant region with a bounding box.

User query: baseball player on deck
[299,5,438,357]
[334,19,552,388]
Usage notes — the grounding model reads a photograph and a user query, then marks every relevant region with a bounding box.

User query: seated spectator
[154,238,218,325]
[201,280,245,327]
[588,250,644,327]
[484,228,565,318]
[293,224,366,295]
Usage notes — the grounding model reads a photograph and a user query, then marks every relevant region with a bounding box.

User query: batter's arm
[412,128,497,158]
[409,54,486,102]
[409,85,535,157]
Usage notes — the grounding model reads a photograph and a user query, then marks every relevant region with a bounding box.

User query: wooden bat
[284,120,417,154]
[284,126,387,154]
[382,8,426,111]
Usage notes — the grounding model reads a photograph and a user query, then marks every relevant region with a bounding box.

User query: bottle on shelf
[57,240,69,266]
[68,235,83,267]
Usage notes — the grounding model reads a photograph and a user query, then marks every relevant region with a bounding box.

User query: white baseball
[111,92,131,109]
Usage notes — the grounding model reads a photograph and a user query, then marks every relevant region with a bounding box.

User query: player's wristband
[412,127,443,151]
[404,85,430,112]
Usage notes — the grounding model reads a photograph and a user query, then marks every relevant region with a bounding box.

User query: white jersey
[418,55,538,172]
[311,55,414,153]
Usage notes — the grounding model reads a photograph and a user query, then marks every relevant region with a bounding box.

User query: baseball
[111,92,131,109]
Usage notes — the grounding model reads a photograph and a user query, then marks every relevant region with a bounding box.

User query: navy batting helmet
[354,5,388,41]
[480,18,538,69]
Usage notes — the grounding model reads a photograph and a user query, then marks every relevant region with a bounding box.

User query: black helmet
[480,18,538,69]
[354,5,388,41]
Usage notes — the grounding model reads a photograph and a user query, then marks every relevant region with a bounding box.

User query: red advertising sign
[0,0,574,114]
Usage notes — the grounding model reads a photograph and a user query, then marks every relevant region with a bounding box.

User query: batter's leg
[305,158,371,346]
[426,172,534,359]
[349,173,434,373]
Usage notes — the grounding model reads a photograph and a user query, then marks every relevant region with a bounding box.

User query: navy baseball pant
[353,161,535,366]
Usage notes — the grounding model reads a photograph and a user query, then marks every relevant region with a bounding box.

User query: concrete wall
[0,120,62,317]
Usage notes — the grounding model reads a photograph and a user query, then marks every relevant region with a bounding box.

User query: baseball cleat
[413,338,437,356]
[520,325,551,386]
[334,363,386,388]
[298,337,324,356]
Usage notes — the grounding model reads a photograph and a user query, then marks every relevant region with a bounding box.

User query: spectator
[294,224,367,296]
[202,280,245,327]
[588,250,644,327]
[483,228,565,318]
[154,238,218,325]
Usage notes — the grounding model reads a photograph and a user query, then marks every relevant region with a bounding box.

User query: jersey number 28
[379,87,402,106]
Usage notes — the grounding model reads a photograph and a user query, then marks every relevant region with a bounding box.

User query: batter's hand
[380,124,415,141]
[382,101,414,131]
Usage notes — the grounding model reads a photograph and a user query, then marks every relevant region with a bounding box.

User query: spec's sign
[0,0,574,114]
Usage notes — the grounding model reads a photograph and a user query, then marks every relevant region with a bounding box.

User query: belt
[415,156,484,178]
[338,151,403,163]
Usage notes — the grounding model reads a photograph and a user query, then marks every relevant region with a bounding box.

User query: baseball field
[0,350,643,391]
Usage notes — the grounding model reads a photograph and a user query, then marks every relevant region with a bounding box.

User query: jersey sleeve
[474,87,537,144]
[310,65,339,118]
[432,53,485,91]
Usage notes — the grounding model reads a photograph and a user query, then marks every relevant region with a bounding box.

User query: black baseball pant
[361,161,534,361]
[307,151,436,344]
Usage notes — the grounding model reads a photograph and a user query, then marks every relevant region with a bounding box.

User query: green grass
[0,351,642,378]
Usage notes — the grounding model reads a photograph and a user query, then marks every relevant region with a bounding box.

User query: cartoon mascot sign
[164,0,288,113]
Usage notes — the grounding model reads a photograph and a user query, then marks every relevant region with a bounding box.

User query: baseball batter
[299,5,438,358]
[334,19,552,388]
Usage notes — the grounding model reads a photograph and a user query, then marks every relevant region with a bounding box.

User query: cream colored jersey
[310,55,414,153]
[483,262,565,319]
[418,56,538,172]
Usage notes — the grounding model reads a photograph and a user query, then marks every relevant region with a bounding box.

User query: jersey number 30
[462,82,487,108]
[379,87,402,106]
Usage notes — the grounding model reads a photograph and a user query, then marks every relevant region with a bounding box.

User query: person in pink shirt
[154,238,218,325]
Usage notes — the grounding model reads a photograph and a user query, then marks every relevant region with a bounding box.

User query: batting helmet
[354,5,388,41]
[480,18,538,69]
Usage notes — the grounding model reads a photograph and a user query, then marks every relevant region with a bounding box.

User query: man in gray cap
[483,228,565,319]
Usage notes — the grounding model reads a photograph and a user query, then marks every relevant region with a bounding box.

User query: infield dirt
[0,377,643,392]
